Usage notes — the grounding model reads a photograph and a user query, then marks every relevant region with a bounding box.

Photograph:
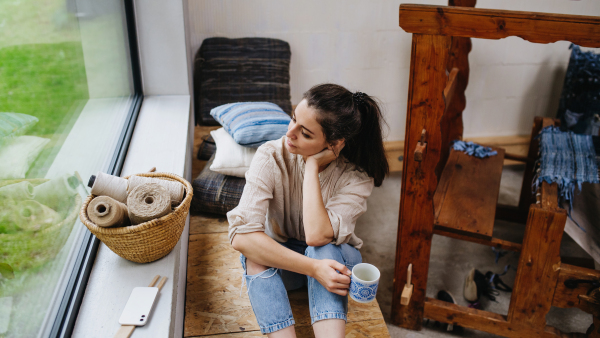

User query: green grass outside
[0,2,89,334]
[0,42,89,137]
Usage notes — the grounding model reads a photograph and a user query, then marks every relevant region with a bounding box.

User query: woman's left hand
[306,142,345,168]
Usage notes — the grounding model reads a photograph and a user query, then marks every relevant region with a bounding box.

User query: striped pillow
[210,102,291,147]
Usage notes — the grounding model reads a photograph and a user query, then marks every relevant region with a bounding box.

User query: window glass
[0,0,136,336]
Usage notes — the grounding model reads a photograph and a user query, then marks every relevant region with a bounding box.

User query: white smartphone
[119,287,159,326]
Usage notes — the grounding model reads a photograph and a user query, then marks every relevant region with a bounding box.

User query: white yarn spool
[90,172,129,204]
[127,183,172,225]
[128,175,184,204]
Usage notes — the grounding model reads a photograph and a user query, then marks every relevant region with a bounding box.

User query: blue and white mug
[349,263,380,303]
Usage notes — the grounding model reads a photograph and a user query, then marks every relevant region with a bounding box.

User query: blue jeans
[240,239,362,334]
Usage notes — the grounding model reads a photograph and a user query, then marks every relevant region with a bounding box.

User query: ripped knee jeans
[239,238,362,334]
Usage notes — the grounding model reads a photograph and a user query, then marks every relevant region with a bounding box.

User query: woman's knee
[305,243,340,260]
[246,259,269,275]
[305,243,361,268]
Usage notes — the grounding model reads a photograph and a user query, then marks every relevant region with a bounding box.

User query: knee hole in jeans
[246,259,269,275]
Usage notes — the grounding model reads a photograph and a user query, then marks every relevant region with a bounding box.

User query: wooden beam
[399,4,600,48]
[443,68,459,111]
[392,33,451,330]
[518,118,560,212]
[504,152,529,163]
[433,226,522,252]
[425,297,566,337]
[552,263,600,310]
[384,135,530,172]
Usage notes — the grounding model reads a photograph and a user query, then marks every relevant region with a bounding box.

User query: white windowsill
[72,95,192,338]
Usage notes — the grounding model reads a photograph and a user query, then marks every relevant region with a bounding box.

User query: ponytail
[303,84,389,186]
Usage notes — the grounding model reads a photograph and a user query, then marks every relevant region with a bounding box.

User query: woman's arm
[303,158,335,246]
[232,231,352,296]
[303,142,345,246]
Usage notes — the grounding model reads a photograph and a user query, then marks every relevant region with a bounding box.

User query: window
[0,0,141,336]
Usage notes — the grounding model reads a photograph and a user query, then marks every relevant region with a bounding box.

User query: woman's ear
[328,139,346,155]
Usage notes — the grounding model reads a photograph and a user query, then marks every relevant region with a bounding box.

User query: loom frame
[392,2,600,337]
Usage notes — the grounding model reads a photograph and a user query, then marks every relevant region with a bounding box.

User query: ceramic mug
[349,263,380,303]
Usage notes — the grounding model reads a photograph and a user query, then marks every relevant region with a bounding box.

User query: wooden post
[436,0,475,176]
[507,201,567,333]
[392,33,451,330]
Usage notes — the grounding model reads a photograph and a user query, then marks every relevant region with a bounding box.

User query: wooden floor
[184,126,390,337]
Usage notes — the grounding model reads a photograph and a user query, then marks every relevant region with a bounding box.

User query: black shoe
[437,290,461,332]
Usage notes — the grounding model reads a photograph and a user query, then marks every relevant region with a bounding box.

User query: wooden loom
[392,3,600,337]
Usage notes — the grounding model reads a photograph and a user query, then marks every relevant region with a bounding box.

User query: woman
[227,83,388,337]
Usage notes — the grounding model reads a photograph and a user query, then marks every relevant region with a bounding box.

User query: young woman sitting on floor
[228,83,389,338]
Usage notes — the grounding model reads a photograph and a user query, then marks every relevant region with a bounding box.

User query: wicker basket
[79,172,193,263]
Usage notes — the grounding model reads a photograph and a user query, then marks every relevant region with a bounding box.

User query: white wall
[136,0,190,96]
[185,0,600,141]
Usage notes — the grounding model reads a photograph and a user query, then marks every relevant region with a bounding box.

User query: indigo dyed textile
[537,126,599,202]
[193,37,292,126]
[452,140,498,158]
[556,45,600,135]
[211,102,291,148]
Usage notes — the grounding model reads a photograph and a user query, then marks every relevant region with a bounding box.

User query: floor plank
[185,231,390,337]
[191,318,390,337]
[190,213,229,235]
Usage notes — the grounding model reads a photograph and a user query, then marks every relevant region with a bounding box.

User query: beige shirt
[227,136,374,249]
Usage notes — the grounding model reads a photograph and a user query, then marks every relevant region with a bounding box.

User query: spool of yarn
[87,196,130,228]
[128,175,184,205]
[0,181,35,201]
[89,172,128,204]
[15,200,61,232]
[33,174,79,211]
[127,183,172,225]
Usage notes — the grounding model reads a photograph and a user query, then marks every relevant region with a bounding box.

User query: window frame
[47,0,144,336]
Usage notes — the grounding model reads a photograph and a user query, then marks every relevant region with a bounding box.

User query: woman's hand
[306,142,345,169]
[311,259,352,296]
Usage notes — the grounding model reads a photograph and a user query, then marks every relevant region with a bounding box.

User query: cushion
[196,134,216,161]
[557,45,600,134]
[210,128,256,177]
[193,37,292,126]
[0,113,39,148]
[210,102,290,147]
[191,155,246,215]
[0,136,50,179]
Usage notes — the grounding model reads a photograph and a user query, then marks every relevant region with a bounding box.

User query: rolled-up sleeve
[226,146,277,245]
[325,171,374,246]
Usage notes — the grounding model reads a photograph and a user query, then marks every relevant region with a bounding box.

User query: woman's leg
[304,244,362,338]
[240,254,296,336]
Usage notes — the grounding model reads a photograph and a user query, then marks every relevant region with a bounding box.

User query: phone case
[119,287,159,326]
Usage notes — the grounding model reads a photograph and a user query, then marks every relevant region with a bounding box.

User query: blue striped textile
[537,126,599,203]
[210,102,291,147]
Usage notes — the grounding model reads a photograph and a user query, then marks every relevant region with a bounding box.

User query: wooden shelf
[433,147,506,240]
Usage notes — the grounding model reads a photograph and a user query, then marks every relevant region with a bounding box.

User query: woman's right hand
[312,259,352,296]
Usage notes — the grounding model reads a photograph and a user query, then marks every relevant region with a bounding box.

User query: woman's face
[285,99,329,157]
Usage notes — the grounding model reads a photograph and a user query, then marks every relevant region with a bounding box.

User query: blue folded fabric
[452,140,498,158]
[210,102,291,147]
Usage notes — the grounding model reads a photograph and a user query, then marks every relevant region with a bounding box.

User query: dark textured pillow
[191,155,246,215]
[193,37,292,126]
[557,45,600,135]
[196,134,216,161]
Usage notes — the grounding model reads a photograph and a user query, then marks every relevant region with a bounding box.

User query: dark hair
[303,83,389,186]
